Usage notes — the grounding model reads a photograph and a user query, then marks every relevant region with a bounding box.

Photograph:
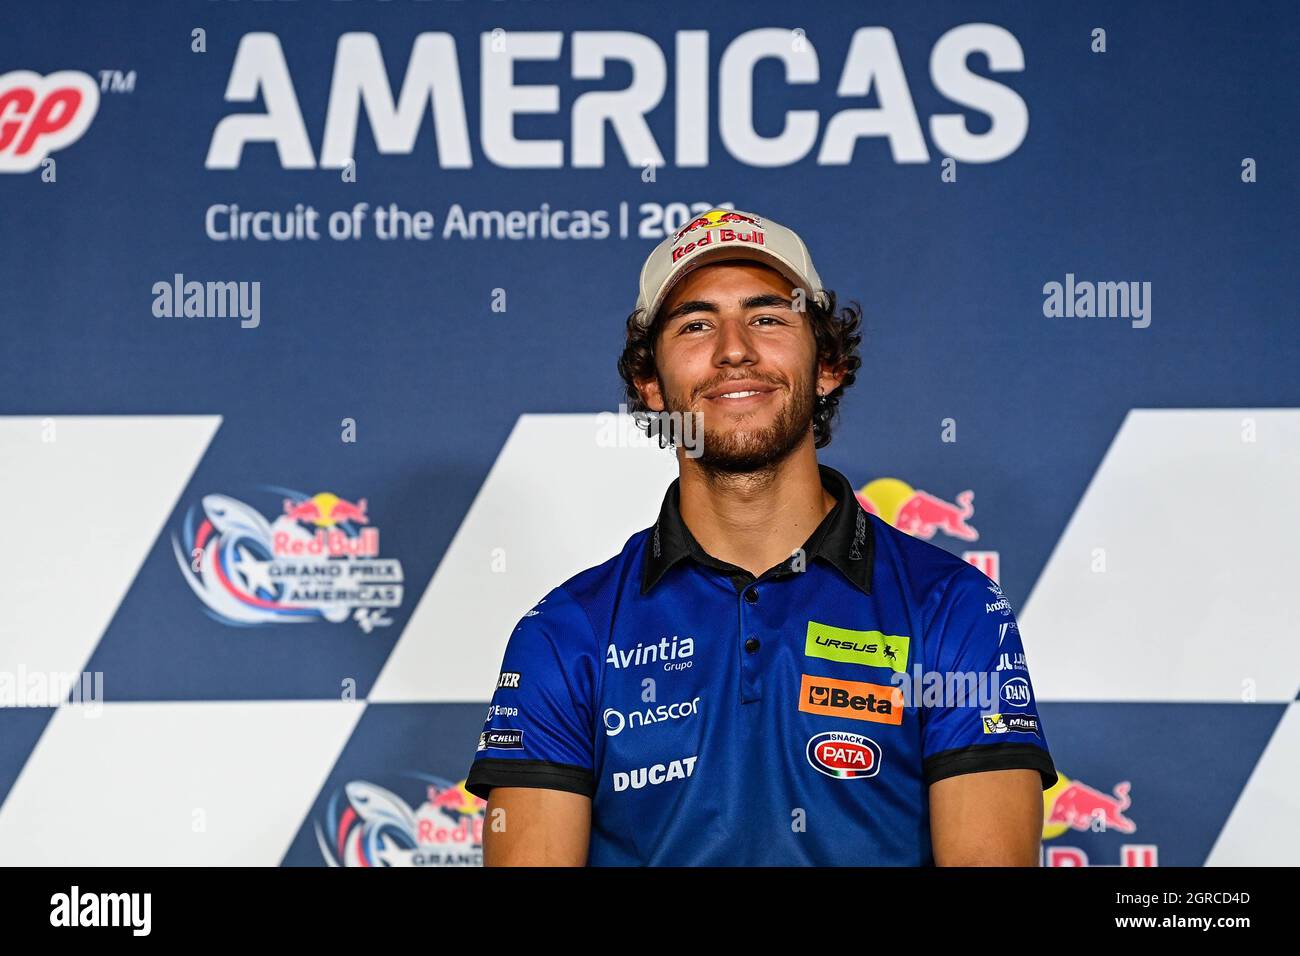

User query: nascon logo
[0,71,100,172]
[603,696,701,736]
[205,25,1028,170]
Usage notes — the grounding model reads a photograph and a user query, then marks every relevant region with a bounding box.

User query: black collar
[640,464,874,596]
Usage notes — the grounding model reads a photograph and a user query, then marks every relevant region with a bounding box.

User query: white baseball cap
[633,208,829,329]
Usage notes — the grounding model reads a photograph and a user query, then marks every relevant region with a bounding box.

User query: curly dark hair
[616,287,863,448]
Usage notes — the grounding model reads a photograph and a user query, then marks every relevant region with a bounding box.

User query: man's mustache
[689,374,787,402]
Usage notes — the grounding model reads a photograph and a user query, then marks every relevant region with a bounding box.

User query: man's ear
[816,363,845,398]
[636,375,666,412]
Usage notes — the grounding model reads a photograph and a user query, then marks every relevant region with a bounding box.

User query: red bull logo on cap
[672,208,763,244]
[671,224,766,263]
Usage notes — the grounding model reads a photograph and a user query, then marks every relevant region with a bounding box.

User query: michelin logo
[477,729,524,751]
[982,713,1040,736]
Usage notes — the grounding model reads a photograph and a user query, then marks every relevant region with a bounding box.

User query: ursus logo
[0,71,100,172]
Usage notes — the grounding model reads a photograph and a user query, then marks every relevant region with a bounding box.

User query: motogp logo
[0,71,100,172]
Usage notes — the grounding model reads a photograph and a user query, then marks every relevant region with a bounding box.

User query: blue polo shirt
[465,465,1056,865]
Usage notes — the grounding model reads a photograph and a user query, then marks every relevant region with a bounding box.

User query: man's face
[637,260,841,473]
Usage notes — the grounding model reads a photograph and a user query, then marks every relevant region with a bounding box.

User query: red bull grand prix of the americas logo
[315,775,487,867]
[0,71,100,172]
[172,489,403,633]
[1041,772,1157,867]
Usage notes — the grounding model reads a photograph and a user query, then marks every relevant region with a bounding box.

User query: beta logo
[799,674,904,725]
[0,71,100,172]
[806,731,882,779]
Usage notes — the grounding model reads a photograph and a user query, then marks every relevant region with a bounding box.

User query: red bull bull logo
[283,492,369,527]
[856,477,977,541]
[672,208,763,243]
[1041,772,1156,867]
[1045,775,1136,834]
[672,224,765,263]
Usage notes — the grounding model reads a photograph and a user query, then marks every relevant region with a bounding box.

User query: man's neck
[676,436,836,578]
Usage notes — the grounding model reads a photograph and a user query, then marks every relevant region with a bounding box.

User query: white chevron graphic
[0,416,221,706]
[371,413,679,702]
[0,700,363,864]
[1205,701,1300,865]
[1021,409,1300,703]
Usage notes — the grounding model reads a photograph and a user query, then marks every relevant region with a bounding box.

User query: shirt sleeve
[920,564,1058,791]
[464,586,598,800]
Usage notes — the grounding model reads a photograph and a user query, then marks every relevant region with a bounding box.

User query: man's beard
[664,369,816,475]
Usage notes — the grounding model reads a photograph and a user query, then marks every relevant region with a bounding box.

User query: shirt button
[744,636,760,653]
[744,588,758,605]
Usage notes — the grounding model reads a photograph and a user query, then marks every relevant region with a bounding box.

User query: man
[465,208,1056,865]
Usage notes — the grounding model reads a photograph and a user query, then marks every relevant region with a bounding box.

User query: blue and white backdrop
[0,0,1296,866]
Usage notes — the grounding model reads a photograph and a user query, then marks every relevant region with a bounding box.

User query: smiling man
[465,208,1056,866]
